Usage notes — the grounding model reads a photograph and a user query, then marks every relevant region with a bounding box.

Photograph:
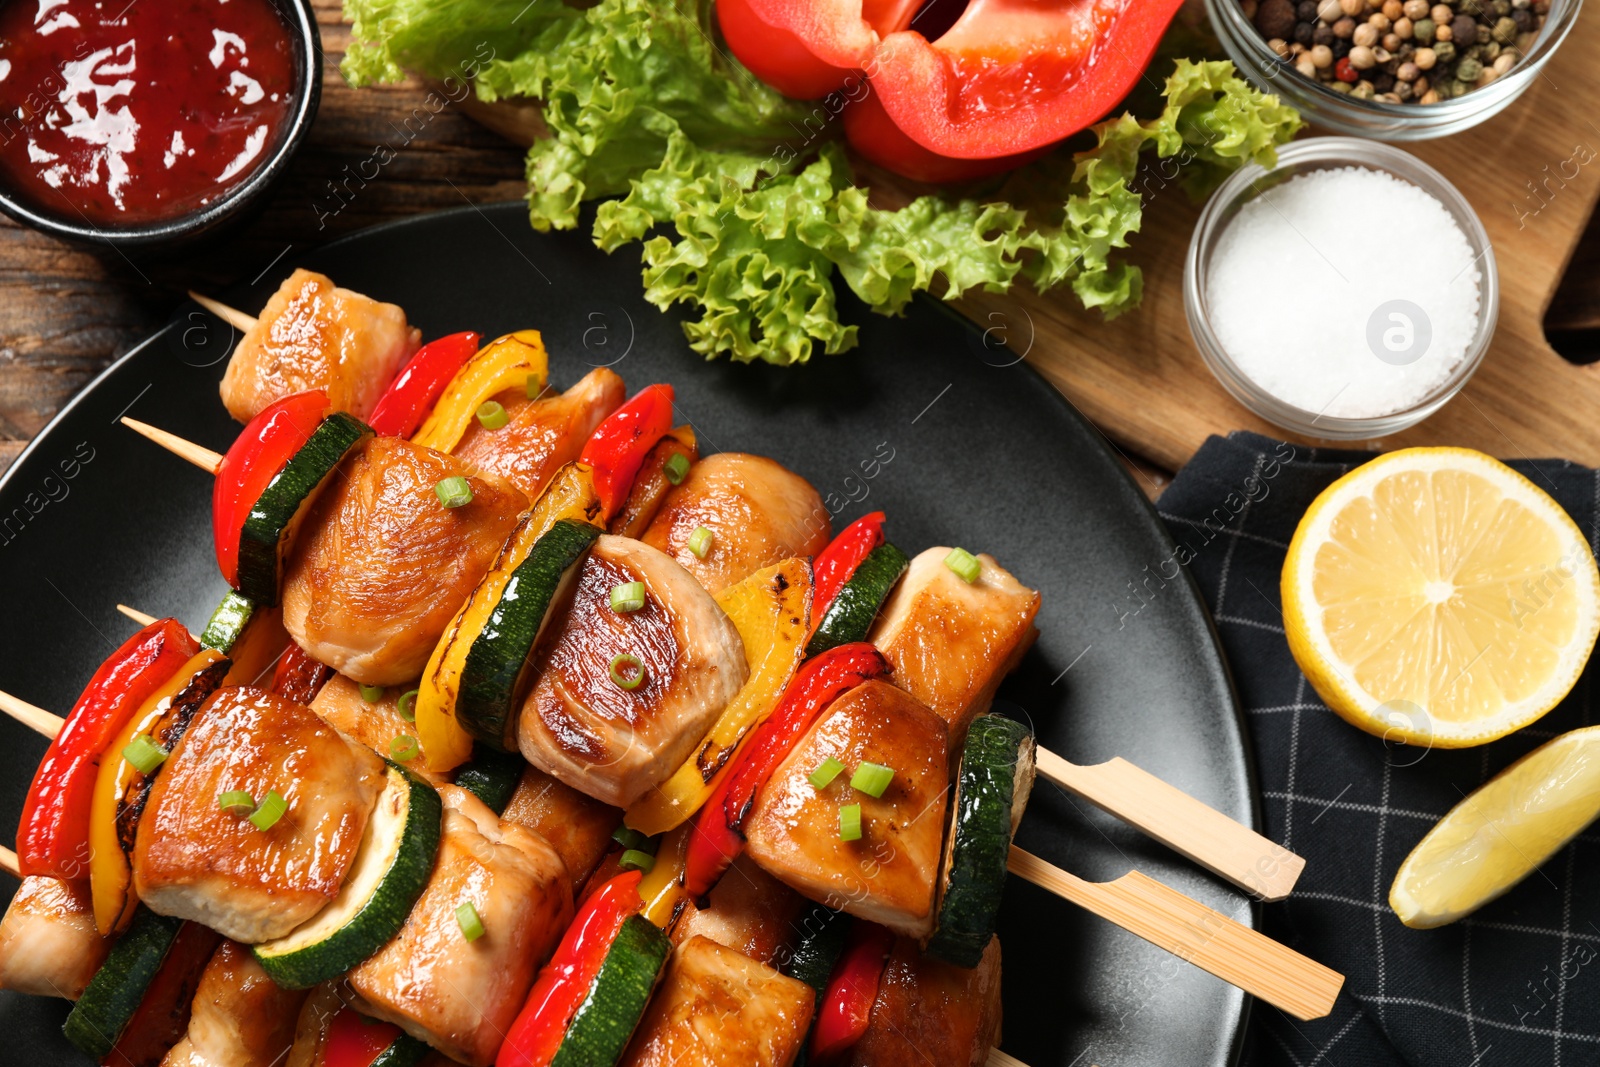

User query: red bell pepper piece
[498,871,645,1067]
[717,0,917,98]
[323,1004,409,1067]
[811,511,887,622]
[841,94,1051,183]
[810,921,895,1064]
[271,644,335,705]
[683,643,889,899]
[16,618,198,879]
[366,331,481,438]
[212,390,331,588]
[101,920,222,1067]
[579,384,674,521]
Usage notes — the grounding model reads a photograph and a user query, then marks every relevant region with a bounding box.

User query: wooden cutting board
[948,10,1600,472]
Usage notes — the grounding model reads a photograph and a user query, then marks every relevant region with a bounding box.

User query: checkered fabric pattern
[1160,432,1600,1067]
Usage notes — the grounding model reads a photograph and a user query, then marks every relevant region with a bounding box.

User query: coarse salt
[1205,166,1482,420]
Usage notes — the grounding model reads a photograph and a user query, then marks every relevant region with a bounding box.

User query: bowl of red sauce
[0,0,320,248]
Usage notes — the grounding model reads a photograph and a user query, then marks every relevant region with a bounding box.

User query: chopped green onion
[476,401,508,430]
[944,547,981,584]
[663,452,690,486]
[456,901,485,942]
[850,762,894,798]
[609,581,646,613]
[248,790,288,831]
[686,526,714,559]
[435,476,474,509]
[359,683,384,703]
[612,825,651,851]
[809,757,845,790]
[397,689,418,723]
[390,735,420,762]
[217,790,256,817]
[609,653,646,691]
[526,373,543,399]
[618,849,656,874]
[839,804,863,842]
[122,734,168,775]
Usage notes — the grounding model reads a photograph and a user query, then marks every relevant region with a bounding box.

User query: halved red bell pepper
[323,1004,410,1067]
[212,390,330,588]
[716,0,917,98]
[498,871,645,1067]
[16,618,198,879]
[842,94,1050,183]
[683,643,889,899]
[101,920,222,1067]
[366,331,481,438]
[810,920,894,1063]
[579,384,674,522]
[271,644,334,705]
[811,511,887,622]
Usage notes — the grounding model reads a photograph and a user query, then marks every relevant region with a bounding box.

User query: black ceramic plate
[0,204,1257,1066]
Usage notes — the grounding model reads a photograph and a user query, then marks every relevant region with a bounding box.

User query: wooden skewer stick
[1036,748,1305,902]
[0,844,17,879]
[189,291,258,333]
[116,604,160,627]
[1009,846,1342,1021]
[985,1051,1031,1067]
[120,418,223,476]
[0,690,62,741]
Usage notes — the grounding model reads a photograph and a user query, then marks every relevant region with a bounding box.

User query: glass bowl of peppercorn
[1207,0,1583,138]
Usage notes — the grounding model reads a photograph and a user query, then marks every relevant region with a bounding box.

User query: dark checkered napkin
[1161,432,1600,1067]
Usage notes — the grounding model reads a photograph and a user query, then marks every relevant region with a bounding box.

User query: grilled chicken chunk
[870,547,1040,742]
[134,687,387,943]
[220,268,419,423]
[744,680,950,939]
[517,535,747,808]
[671,854,808,970]
[499,764,620,891]
[348,785,573,1066]
[0,876,107,999]
[454,367,625,501]
[643,453,830,596]
[621,935,814,1067]
[310,674,450,785]
[282,437,527,687]
[844,935,1003,1067]
[162,941,308,1067]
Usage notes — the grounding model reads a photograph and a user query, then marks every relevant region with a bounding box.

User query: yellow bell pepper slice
[640,825,690,929]
[412,330,550,454]
[221,605,289,687]
[90,649,226,934]
[624,557,813,835]
[415,462,602,771]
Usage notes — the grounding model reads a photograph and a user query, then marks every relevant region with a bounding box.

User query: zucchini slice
[457,518,601,750]
[198,590,255,652]
[925,714,1036,968]
[549,914,671,1067]
[370,1031,432,1067]
[236,412,370,606]
[805,542,910,656]
[253,763,442,988]
[782,909,851,1067]
[63,907,185,1058]
[454,746,526,814]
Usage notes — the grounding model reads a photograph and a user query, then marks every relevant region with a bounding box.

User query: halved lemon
[1283,447,1600,748]
[1391,725,1600,927]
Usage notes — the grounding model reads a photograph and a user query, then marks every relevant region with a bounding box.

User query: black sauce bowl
[0,0,322,252]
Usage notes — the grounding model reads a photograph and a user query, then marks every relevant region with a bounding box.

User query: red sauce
[0,0,296,227]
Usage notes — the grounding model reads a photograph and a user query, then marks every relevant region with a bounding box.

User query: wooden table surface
[2,1,1596,494]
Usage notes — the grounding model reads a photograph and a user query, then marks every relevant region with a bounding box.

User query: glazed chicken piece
[219,268,419,423]
[134,687,387,943]
[844,935,1003,1067]
[671,854,808,970]
[348,785,573,1066]
[282,436,527,687]
[744,680,950,939]
[453,367,625,501]
[0,876,108,999]
[870,546,1040,742]
[620,935,814,1067]
[499,764,621,891]
[162,940,309,1067]
[310,674,450,785]
[517,535,747,808]
[643,453,830,596]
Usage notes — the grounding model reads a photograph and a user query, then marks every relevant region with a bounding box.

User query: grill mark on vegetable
[114,659,231,855]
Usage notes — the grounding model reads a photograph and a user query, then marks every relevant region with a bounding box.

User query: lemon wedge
[1391,726,1600,927]
[1282,447,1600,748]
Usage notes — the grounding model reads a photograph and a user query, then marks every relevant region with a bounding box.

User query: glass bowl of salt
[1184,136,1497,441]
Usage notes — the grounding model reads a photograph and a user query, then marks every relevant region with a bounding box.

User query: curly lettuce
[342,0,1301,363]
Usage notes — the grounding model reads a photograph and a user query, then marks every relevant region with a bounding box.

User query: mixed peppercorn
[1242,0,1549,103]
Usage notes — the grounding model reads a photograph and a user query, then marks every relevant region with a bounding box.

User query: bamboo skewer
[189,291,258,333]
[0,690,62,741]
[117,605,160,627]
[0,844,17,879]
[120,418,223,475]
